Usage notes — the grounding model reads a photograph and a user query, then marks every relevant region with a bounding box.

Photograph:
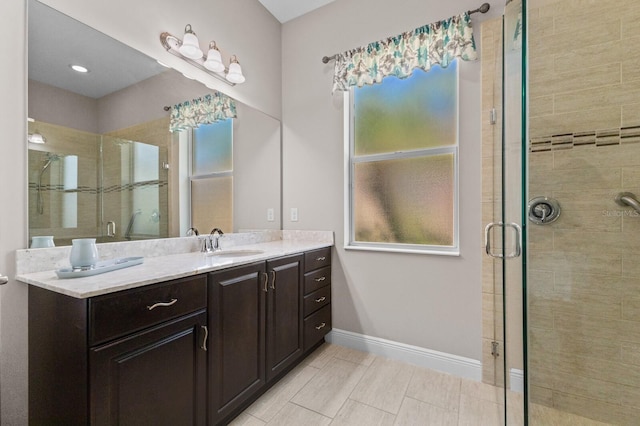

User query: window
[190,119,234,233]
[346,61,459,255]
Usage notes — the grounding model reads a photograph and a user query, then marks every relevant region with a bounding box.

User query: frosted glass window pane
[193,119,233,175]
[133,142,159,182]
[63,155,78,190]
[191,176,233,233]
[354,63,458,156]
[353,154,454,246]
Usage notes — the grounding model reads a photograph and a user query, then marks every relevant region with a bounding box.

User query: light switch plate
[267,208,275,222]
[290,207,298,222]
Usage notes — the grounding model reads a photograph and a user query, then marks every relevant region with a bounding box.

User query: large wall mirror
[27,0,281,246]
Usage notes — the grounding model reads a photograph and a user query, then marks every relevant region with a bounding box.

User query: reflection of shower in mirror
[37,153,62,214]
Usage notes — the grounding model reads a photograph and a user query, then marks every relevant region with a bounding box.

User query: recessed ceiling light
[70,64,89,73]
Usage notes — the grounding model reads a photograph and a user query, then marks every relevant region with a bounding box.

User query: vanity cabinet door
[266,254,303,382]
[208,262,266,425]
[90,310,208,426]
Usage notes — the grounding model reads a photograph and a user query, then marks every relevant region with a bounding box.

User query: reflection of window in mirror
[62,155,78,229]
[130,142,161,237]
[190,119,233,233]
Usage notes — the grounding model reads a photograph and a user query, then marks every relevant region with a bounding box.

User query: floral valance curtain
[169,92,237,133]
[332,12,477,92]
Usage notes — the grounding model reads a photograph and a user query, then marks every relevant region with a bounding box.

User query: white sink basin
[207,249,265,258]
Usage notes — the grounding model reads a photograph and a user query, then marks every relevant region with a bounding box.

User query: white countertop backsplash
[16,230,333,299]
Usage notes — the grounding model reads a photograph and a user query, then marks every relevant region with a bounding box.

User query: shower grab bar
[615,192,640,215]
[485,222,522,259]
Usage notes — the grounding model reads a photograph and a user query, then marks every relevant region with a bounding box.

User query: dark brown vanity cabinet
[29,275,208,426]
[266,254,304,381]
[207,254,304,424]
[28,247,331,426]
[303,247,332,351]
[207,262,267,425]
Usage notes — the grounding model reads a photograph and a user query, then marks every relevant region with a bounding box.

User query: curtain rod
[320,2,490,64]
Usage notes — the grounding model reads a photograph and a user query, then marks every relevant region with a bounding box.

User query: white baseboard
[326,328,482,381]
[510,368,524,393]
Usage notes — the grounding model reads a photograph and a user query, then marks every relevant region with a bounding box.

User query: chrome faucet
[210,228,224,252]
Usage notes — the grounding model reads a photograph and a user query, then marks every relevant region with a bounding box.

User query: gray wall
[0,1,28,424]
[281,0,498,359]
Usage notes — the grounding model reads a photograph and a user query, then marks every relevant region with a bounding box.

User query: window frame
[343,70,460,256]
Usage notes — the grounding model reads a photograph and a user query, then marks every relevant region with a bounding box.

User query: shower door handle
[485,222,522,259]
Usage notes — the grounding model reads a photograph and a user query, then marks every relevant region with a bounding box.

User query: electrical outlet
[290,207,298,222]
[267,208,275,222]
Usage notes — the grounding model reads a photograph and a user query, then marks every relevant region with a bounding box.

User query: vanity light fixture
[160,25,246,86]
[28,133,46,144]
[226,55,245,84]
[177,25,203,59]
[204,41,225,72]
[27,117,46,144]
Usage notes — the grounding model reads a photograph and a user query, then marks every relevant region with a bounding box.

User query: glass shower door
[483,0,526,423]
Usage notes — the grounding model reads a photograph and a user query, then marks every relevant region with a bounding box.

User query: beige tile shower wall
[529,0,640,138]
[528,0,640,423]
[480,18,505,388]
[103,117,171,241]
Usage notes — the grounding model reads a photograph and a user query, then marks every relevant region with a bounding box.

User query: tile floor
[229,343,611,425]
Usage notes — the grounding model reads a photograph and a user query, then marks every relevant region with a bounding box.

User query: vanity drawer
[304,285,331,317]
[304,247,331,273]
[89,275,207,346]
[304,304,332,351]
[304,266,331,295]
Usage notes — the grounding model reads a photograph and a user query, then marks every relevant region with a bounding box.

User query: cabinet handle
[315,322,326,330]
[270,270,276,290]
[315,296,326,303]
[201,326,208,351]
[314,276,326,282]
[146,298,177,310]
[262,272,269,292]
[316,256,326,261]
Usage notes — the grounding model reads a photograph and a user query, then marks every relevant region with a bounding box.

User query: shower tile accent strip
[529,125,640,152]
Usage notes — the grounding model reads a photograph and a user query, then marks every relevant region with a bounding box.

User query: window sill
[344,244,460,257]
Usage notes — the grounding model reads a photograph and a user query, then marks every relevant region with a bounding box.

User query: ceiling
[257,0,337,23]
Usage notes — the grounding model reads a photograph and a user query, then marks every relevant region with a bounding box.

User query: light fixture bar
[160,31,239,87]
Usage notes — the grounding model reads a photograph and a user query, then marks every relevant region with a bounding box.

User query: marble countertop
[16,236,332,299]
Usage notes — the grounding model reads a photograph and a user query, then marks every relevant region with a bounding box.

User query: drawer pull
[314,276,326,282]
[262,272,269,292]
[315,296,326,303]
[270,270,276,290]
[316,256,326,261]
[315,322,326,330]
[146,298,177,310]
[201,325,209,351]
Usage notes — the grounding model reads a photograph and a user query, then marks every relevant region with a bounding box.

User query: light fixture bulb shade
[226,61,245,84]
[204,48,225,72]
[28,133,46,144]
[179,32,203,59]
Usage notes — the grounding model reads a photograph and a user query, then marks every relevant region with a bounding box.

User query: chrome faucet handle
[201,235,213,253]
